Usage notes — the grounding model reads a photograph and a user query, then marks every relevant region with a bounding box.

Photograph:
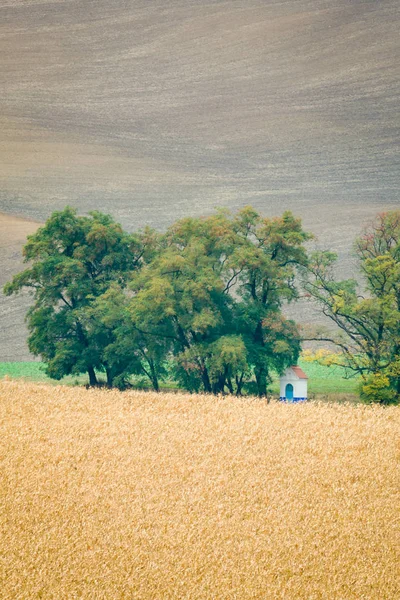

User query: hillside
[0,213,40,361]
[0,382,399,599]
[0,0,399,359]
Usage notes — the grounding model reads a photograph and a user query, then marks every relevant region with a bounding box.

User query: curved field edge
[0,381,399,599]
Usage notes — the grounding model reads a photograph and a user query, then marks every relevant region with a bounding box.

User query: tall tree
[128,212,235,393]
[4,207,146,385]
[303,211,400,404]
[228,208,312,396]
[6,205,311,395]
[126,207,311,396]
[88,284,168,391]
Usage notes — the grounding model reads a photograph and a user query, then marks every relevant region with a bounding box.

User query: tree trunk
[235,373,244,396]
[226,376,234,395]
[201,366,212,393]
[152,377,160,392]
[150,361,160,392]
[213,373,226,395]
[106,367,113,388]
[88,366,98,387]
[255,367,267,397]
[396,376,400,398]
[253,319,268,396]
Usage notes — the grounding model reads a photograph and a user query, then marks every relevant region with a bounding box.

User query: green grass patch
[0,359,360,397]
[298,359,359,394]
[0,362,48,382]
[0,362,182,390]
[0,362,87,386]
[268,359,359,396]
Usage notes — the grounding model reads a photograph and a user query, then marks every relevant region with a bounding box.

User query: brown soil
[0,213,41,361]
[0,0,398,358]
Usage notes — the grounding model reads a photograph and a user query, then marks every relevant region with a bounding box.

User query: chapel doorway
[285,383,294,400]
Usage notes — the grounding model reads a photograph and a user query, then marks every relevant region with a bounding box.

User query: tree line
[4,206,400,403]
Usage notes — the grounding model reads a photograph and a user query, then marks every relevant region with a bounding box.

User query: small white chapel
[280,365,308,402]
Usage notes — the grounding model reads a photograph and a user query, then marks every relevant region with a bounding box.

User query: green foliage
[127,212,236,393]
[125,207,311,396]
[304,211,400,404]
[359,373,394,405]
[227,209,311,395]
[4,207,153,386]
[5,205,311,395]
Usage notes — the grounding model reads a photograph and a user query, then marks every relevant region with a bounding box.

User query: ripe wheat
[0,381,399,599]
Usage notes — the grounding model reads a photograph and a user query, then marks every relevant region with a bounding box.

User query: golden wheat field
[0,382,399,599]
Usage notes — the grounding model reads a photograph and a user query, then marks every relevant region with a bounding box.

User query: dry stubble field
[0,381,399,599]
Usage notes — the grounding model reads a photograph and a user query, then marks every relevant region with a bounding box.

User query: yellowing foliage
[302,348,344,367]
[0,382,399,599]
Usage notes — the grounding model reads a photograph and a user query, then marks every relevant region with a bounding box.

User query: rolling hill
[0,0,399,360]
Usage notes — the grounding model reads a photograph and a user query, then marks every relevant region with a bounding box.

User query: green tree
[126,207,311,396]
[303,211,400,404]
[206,335,250,395]
[127,212,235,394]
[4,207,147,386]
[228,208,311,396]
[6,205,311,395]
[89,284,168,391]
